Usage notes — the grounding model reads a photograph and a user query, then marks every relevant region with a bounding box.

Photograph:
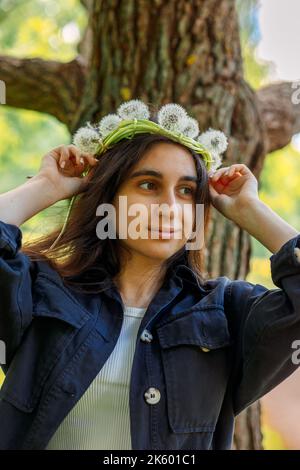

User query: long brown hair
[22,133,212,294]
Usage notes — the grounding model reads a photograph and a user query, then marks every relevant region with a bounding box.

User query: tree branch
[256,81,300,153]
[0,54,87,130]
[1,54,299,155]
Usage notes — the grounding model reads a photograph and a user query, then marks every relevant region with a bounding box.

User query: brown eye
[179,187,194,196]
[139,181,156,190]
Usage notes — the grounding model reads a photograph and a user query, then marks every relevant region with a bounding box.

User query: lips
[147,227,181,237]
[148,227,176,233]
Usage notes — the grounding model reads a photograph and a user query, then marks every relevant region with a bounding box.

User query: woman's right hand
[37,144,99,201]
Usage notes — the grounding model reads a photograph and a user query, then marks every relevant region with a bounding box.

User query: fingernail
[60,161,65,168]
[80,157,84,165]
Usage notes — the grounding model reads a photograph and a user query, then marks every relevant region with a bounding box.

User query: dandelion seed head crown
[47,99,228,251]
[72,99,228,174]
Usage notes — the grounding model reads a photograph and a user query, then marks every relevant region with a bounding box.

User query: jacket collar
[170,249,208,291]
[101,251,207,306]
[171,263,208,292]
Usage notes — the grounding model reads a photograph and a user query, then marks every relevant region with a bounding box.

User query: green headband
[73,99,228,173]
[90,118,213,170]
[47,100,228,250]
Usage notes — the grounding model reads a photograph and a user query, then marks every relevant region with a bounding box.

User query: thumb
[67,174,91,197]
[78,173,91,192]
[208,181,220,204]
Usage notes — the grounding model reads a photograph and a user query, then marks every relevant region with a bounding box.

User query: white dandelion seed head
[98,114,122,137]
[157,103,189,132]
[207,152,223,175]
[86,121,99,131]
[73,127,101,155]
[197,128,228,154]
[117,99,150,120]
[182,117,200,139]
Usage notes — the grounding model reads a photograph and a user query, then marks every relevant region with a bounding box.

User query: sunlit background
[242,0,300,450]
[0,0,300,449]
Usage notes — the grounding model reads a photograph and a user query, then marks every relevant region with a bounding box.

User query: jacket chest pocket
[155,306,232,434]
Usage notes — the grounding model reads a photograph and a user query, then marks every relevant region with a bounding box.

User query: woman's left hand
[208,163,260,222]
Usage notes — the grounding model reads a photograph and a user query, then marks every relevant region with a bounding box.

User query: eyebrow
[129,169,198,183]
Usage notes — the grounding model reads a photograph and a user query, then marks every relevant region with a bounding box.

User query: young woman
[0,109,300,450]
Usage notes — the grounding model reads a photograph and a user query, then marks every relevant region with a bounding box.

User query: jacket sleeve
[0,219,36,375]
[225,232,300,416]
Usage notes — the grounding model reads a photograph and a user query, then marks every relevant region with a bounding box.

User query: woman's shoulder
[33,257,63,283]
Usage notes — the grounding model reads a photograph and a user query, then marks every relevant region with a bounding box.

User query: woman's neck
[113,253,166,308]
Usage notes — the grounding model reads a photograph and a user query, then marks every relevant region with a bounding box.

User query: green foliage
[236,0,300,267]
[259,145,300,227]
[241,43,271,89]
[249,144,300,262]
[236,0,270,89]
[0,0,87,235]
[0,0,87,60]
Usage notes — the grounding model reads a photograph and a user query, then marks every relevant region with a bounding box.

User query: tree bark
[1,0,298,450]
[257,81,300,153]
[0,55,87,128]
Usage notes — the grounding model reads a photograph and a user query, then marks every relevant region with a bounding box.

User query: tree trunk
[1,0,300,449]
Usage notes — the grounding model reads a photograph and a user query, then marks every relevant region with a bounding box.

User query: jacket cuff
[0,219,22,256]
[269,233,300,288]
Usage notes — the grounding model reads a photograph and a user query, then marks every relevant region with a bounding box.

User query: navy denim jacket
[1,218,300,450]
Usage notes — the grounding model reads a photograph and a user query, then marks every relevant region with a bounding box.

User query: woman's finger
[210,166,230,181]
[209,181,220,200]
[78,152,99,167]
[223,168,243,180]
[226,164,249,176]
[67,145,85,167]
[211,164,248,182]
[68,145,99,167]
[59,145,69,169]
[69,145,83,167]
[233,164,248,174]
[226,166,235,178]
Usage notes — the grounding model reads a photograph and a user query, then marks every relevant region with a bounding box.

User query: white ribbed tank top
[45,304,147,450]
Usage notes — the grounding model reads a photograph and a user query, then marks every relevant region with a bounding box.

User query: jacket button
[144,387,161,405]
[140,329,153,343]
[201,347,210,352]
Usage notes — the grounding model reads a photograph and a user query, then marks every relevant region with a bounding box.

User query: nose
[160,188,178,208]
[152,189,180,225]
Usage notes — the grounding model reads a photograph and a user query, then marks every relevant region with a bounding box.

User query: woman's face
[112,142,199,262]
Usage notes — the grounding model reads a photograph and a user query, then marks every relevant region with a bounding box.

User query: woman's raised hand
[208,164,260,222]
[38,144,99,200]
